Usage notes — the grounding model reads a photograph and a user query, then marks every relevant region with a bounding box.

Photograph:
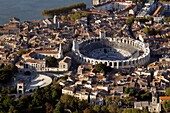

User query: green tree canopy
[143,27,161,36]
[163,100,170,112]
[135,17,153,23]
[93,63,111,74]
[61,12,88,21]
[53,101,63,113]
[101,106,109,113]
[124,87,136,96]
[122,108,142,113]
[126,17,134,24]
[45,102,54,113]
[93,105,101,113]
[41,2,86,17]
[135,90,152,101]
[0,64,18,83]
[17,49,30,57]
[164,17,170,22]
[45,56,58,67]
[107,104,120,113]
[165,87,170,96]
[83,108,96,113]
[0,86,16,94]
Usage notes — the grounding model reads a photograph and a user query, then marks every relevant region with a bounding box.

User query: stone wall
[73,37,150,69]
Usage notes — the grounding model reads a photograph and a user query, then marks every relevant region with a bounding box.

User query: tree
[4,64,18,74]
[51,82,62,100]
[0,64,18,83]
[44,85,52,101]
[32,88,44,106]
[122,108,142,113]
[126,17,134,24]
[164,17,170,23]
[78,100,88,111]
[101,106,109,113]
[143,27,149,34]
[141,92,152,101]
[61,15,68,21]
[53,101,63,113]
[45,56,58,67]
[60,95,72,107]
[83,108,95,113]
[0,69,12,83]
[17,49,29,57]
[143,27,161,36]
[2,96,14,112]
[163,100,170,112]
[41,2,86,17]
[124,97,133,107]
[114,97,120,104]
[93,105,101,113]
[0,87,16,94]
[124,87,136,96]
[93,63,105,73]
[108,104,119,113]
[45,102,54,113]
[0,63,4,69]
[17,95,31,110]
[105,96,112,105]
[135,90,151,101]
[73,109,79,113]
[60,95,79,111]
[8,105,18,113]
[93,63,111,74]
[165,87,170,96]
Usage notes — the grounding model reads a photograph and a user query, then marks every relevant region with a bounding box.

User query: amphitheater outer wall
[73,37,150,69]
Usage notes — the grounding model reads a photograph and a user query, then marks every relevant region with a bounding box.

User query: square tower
[17,82,24,94]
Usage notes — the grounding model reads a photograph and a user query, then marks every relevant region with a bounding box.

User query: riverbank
[0,0,91,24]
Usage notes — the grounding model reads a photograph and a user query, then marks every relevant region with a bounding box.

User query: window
[19,86,22,88]
[119,62,122,66]
[25,64,28,68]
[109,62,112,67]
[19,90,22,93]
[114,62,117,66]
[63,65,65,68]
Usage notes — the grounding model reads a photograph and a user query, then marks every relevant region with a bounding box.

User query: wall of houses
[94,2,113,11]
[21,57,71,72]
[93,1,133,12]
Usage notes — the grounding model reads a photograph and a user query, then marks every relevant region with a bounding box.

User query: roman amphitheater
[72,37,150,68]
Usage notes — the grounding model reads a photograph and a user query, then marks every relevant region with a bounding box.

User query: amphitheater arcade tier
[72,37,150,69]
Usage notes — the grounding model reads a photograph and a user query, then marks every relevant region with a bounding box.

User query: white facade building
[19,45,71,72]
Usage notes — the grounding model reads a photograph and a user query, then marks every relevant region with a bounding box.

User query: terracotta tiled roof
[82,74,89,77]
[42,48,54,51]
[98,75,104,80]
[34,50,58,54]
[25,59,45,63]
[160,96,170,101]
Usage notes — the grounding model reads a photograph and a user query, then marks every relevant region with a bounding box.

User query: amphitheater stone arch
[73,37,150,69]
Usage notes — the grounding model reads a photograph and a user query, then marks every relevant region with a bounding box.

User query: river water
[0,0,91,24]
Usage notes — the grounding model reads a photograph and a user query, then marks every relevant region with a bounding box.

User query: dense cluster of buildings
[61,57,170,112]
[1,0,170,112]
